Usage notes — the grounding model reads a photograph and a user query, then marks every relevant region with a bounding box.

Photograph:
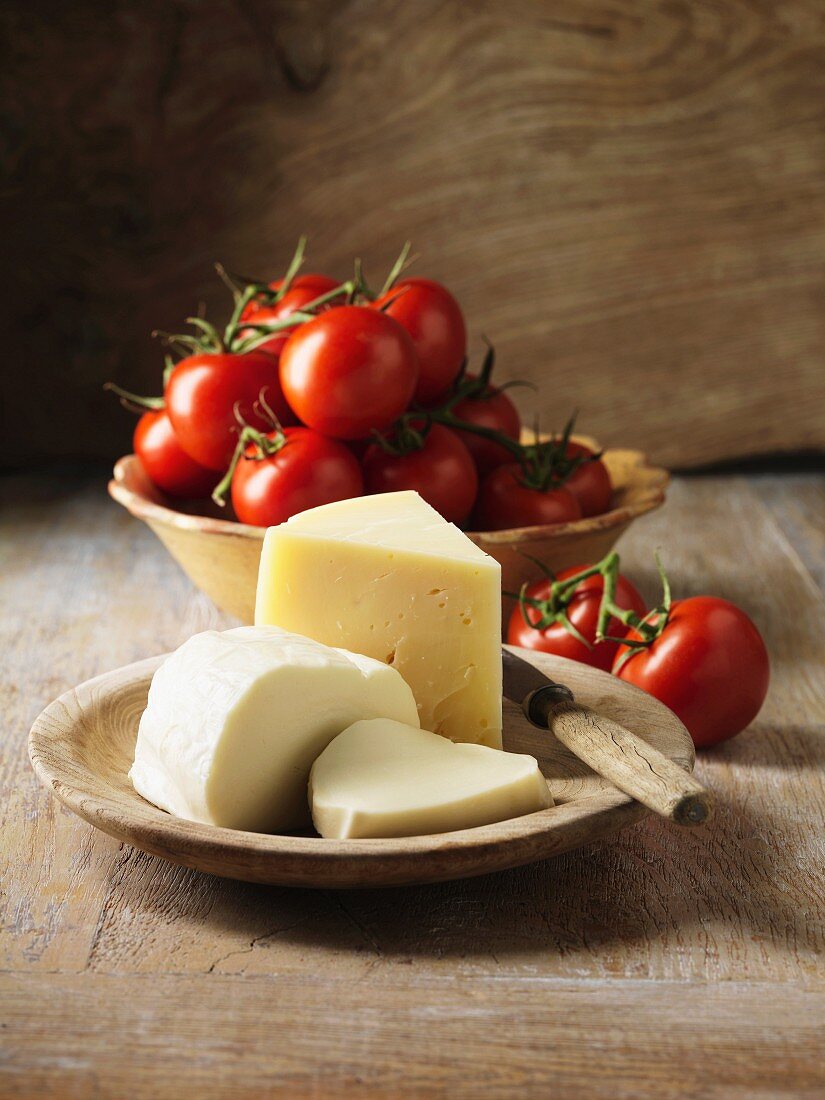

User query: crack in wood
[326,894,383,958]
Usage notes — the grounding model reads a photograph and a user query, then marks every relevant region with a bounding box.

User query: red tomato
[473,465,582,531]
[363,424,478,525]
[165,352,296,471]
[231,427,363,526]
[240,274,342,358]
[133,410,217,498]
[507,567,647,671]
[614,596,770,748]
[562,441,613,517]
[373,278,466,404]
[346,437,371,462]
[451,376,521,476]
[243,274,339,319]
[279,306,419,439]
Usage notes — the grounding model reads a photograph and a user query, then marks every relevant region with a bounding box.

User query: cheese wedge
[309,718,553,839]
[129,626,419,833]
[255,491,503,748]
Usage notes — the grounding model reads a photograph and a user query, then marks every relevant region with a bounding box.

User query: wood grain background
[1,0,824,470]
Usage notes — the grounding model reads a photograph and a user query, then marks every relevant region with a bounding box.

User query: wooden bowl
[108,441,669,623]
[29,647,694,888]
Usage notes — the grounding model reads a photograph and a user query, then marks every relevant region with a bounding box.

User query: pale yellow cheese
[309,718,553,839]
[255,491,502,747]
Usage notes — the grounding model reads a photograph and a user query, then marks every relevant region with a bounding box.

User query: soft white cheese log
[310,718,553,839]
[255,491,503,748]
[129,626,420,833]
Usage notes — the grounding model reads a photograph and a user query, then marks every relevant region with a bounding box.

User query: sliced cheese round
[129,626,420,833]
[309,718,554,839]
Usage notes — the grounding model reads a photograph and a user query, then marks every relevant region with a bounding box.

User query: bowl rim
[108,442,669,543]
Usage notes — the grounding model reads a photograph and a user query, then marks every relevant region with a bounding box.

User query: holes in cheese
[309,718,554,839]
[129,626,420,833]
[254,490,503,748]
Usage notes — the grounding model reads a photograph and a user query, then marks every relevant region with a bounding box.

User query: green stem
[513,549,632,645]
[369,411,433,457]
[655,549,672,614]
[153,330,204,356]
[511,544,674,659]
[378,241,413,297]
[302,280,354,312]
[595,552,620,640]
[214,262,244,301]
[592,551,662,644]
[552,559,608,606]
[428,360,584,489]
[212,425,286,506]
[104,382,165,411]
[428,407,524,458]
[223,283,260,350]
[275,236,307,301]
[502,590,544,606]
[185,316,224,353]
[518,557,611,639]
[231,310,317,354]
[373,284,411,312]
[350,259,365,303]
[231,279,355,352]
[477,338,495,388]
[435,341,495,407]
[608,550,673,670]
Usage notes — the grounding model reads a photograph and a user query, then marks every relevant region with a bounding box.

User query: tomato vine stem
[103,382,165,413]
[212,417,290,508]
[505,548,674,665]
[377,241,415,297]
[275,236,307,302]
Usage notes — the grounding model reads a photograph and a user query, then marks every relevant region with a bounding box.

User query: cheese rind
[255,491,503,748]
[309,718,553,839]
[129,626,419,833]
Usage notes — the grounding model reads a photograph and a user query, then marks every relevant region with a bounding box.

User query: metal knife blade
[502,646,574,726]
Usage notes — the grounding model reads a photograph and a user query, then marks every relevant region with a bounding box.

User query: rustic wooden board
[1,973,824,1100]
[1,469,824,1095]
[2,0,825,471]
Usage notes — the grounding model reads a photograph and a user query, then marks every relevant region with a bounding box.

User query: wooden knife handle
[536,697,713,826]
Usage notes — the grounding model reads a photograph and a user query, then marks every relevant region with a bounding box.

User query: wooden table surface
[2,469,824,1098]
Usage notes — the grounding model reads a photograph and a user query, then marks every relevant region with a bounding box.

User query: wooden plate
[29,647,694,888]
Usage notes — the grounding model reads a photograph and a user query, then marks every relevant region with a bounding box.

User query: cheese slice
[255,491,503,748]
[129,626,419,833]
[309,718,553,839]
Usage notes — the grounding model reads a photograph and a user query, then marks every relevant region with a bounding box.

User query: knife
[502,647,712,826]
